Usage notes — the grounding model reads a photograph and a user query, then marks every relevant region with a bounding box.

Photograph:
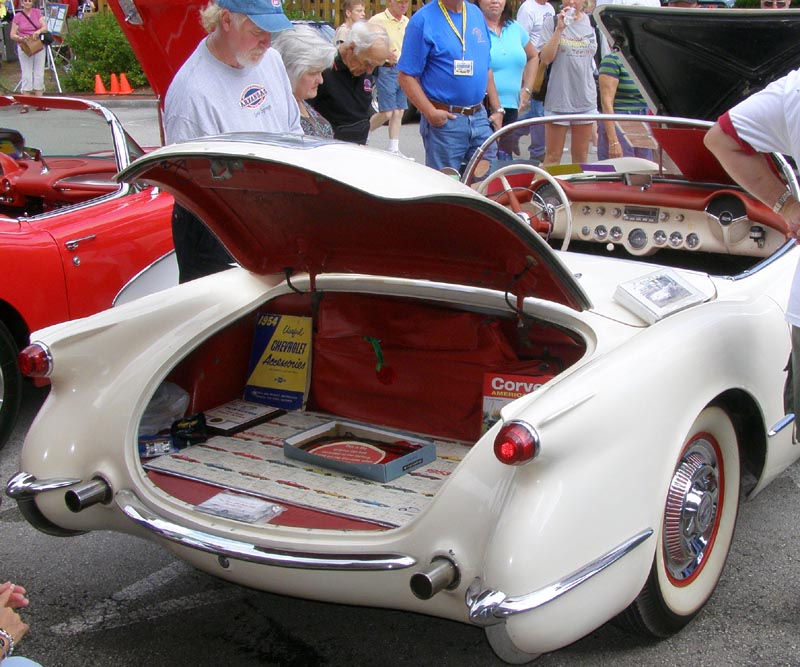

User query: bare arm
[485,70,504,129]
[539,14,564,66]
[704,122,800,234]
[519,41,539,109]
[598,73,621,157]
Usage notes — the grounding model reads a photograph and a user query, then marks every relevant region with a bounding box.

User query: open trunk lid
[118,134,591,311]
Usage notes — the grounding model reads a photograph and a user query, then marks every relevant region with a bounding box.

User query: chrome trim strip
[467,529,653,625]
[116,489,417,571]
[725,239,797,281]
[538,393,595,428]
[768,413,795,437]
[6,472,82,499]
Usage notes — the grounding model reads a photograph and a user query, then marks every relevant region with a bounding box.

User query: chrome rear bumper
[117,489,417,571]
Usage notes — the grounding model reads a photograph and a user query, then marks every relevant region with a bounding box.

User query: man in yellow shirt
[368,0,413,159]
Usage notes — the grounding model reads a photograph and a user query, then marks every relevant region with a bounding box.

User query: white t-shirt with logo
[516,0,556,50]
[728,68,800,324]
[165,38,302,144]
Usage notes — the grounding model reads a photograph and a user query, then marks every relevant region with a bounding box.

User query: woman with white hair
[273,26,337,138]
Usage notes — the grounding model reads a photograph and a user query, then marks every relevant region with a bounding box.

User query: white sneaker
[389,149,415,161]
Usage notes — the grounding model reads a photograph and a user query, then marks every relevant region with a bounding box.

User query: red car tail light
[494,420,540,466]
[18,342,53,378]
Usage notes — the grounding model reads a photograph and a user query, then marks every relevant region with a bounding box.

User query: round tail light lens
[494,420,540,466]
[18,342,53,377]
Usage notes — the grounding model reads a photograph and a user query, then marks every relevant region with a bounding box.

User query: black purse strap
[21,10,38,32]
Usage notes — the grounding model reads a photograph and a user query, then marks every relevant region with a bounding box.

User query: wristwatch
[523,87,533,95]
[493,108,505,115]
[773,189,792,213]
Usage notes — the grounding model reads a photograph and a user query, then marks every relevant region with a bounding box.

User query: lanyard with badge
[438,0,473,76]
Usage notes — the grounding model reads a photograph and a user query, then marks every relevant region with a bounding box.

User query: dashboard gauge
[611,207,622,218]
[610,226,623,241]
[659,211,670,222]
[686,233,700,249]
[628,228,648,250]
[595,206,605,216]
[581,205,592,215]
[594,225,608,240]
[669,231,683,247]
[653,230,667,246]
[533,182,563,208]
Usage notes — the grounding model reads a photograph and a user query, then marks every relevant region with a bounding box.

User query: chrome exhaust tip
[410,557,460,600]
[65,478,112,513]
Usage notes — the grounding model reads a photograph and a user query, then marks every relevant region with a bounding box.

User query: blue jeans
[516,98,545,162]
[374,66,407,112]
[419,109,493,173]
[597,108,653,161]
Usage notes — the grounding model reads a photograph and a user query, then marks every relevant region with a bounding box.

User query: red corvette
[0,95,174,448]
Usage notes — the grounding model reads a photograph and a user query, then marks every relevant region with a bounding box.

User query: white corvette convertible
[7,7,800,664]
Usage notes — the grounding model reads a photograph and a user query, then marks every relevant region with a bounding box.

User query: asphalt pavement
[1,104,799,667]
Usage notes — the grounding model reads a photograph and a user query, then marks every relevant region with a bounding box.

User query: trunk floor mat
[144,411,471,528]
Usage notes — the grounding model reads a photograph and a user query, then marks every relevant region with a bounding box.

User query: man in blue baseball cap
[165,0,302,282]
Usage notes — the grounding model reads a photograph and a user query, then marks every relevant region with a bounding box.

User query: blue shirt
[398,0,492,108]
[489,21,530,110]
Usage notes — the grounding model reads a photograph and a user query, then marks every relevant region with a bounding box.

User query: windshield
[0,104,118,161]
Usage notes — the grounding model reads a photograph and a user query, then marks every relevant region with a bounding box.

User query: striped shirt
[598,51,647,112]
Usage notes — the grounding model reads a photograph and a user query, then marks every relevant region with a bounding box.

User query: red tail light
[493,420,540,466]
[18,342,53,377]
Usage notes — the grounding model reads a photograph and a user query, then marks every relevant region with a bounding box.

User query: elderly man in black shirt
[310,21,391,144]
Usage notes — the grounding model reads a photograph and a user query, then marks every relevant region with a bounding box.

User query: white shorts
[543,109,598,126]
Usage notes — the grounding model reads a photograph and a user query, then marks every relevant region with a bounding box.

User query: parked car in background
[0,95,174,450]
[8,8,800,663]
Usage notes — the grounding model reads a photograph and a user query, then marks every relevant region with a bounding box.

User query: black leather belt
[431,100,483,115]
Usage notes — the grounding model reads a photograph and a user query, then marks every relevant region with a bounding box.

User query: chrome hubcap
[664,437,721,581]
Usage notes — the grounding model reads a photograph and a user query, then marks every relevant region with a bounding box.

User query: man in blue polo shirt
[398,0,503,172]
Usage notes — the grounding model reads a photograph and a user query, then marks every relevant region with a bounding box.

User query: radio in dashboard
[623,206,659,223]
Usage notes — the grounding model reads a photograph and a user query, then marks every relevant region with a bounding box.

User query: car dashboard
[534,176,788,259]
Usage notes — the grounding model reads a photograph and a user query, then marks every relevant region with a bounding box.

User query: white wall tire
[616,406,741,637]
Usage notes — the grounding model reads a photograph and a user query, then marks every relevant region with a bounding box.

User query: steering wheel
[476,164,573,251]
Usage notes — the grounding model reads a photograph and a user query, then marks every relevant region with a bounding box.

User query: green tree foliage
[62,11,148,92]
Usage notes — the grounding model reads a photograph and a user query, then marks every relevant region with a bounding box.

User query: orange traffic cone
[94,74,106,95]
[109,73,120,95]
[118,73,133,95]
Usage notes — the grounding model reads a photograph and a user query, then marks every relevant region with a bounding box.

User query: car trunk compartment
[144,291,585,530]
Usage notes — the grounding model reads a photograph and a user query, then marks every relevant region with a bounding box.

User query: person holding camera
[10,0,47,101]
